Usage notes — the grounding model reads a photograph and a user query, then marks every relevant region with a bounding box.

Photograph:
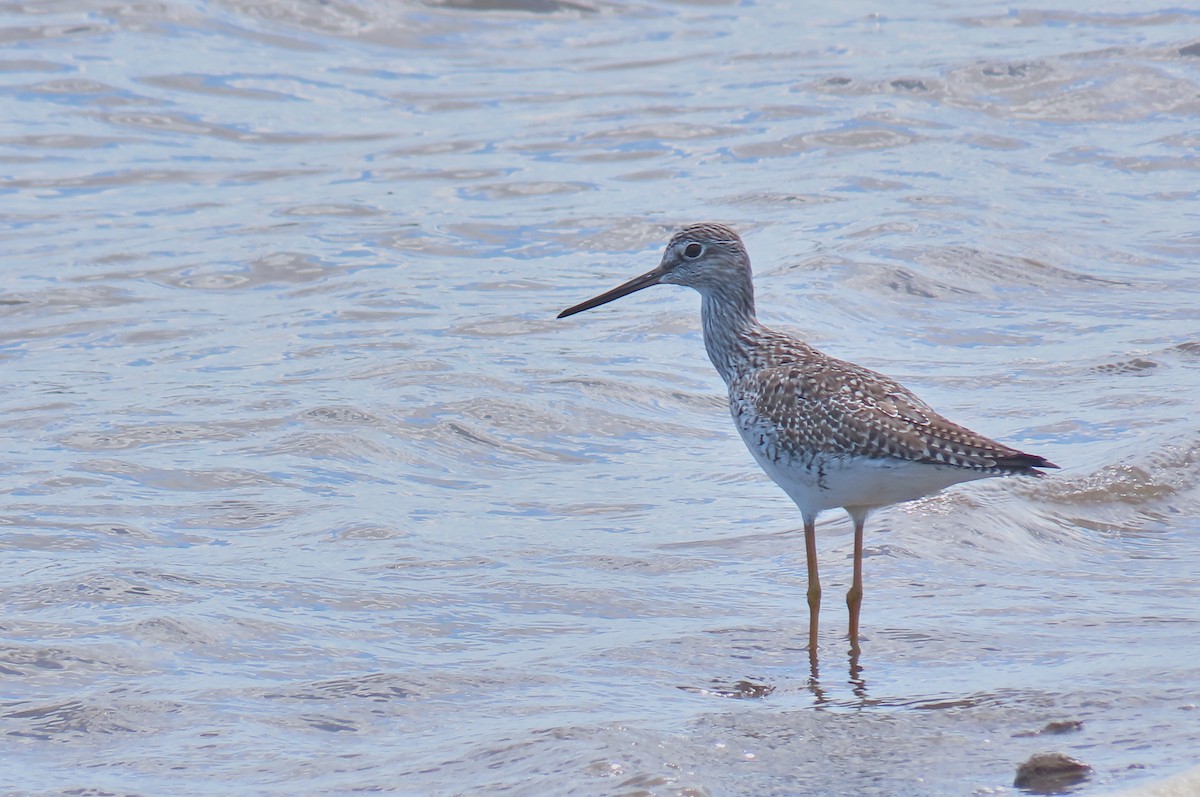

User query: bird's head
[557,223,750,319]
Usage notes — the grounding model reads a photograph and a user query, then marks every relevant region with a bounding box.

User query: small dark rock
[1014,752,1092,793]
[1179,42,1200,57]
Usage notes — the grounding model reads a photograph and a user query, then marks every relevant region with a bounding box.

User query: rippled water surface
[3,1,1200,795]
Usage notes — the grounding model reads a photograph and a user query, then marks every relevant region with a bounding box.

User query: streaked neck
[699,278,760,385]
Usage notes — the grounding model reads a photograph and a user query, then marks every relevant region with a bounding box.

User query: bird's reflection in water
[804,637,871,707]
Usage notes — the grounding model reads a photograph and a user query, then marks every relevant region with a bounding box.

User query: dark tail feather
[996,450,1059,476]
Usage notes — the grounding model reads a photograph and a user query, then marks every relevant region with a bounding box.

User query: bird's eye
[683,243,703,258]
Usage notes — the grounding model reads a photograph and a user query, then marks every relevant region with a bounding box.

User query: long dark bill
[557,268,663,319]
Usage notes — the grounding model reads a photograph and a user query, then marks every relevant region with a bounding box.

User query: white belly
[738,430,994,521]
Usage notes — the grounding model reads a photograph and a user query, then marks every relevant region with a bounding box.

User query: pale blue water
[2,1,1200,795]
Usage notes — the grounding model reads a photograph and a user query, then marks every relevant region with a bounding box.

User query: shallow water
[2,1,1200,795]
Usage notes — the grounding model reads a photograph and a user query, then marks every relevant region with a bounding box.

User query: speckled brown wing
[730,353,1056,473]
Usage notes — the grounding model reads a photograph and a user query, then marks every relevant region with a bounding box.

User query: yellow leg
[846,509,867,652]
[804,516,820,654]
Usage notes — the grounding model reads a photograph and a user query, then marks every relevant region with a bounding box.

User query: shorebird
[557,223,1057,653]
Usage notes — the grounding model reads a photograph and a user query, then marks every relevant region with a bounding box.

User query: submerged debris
[1014,720,1084,738]
[677,679,775,699]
